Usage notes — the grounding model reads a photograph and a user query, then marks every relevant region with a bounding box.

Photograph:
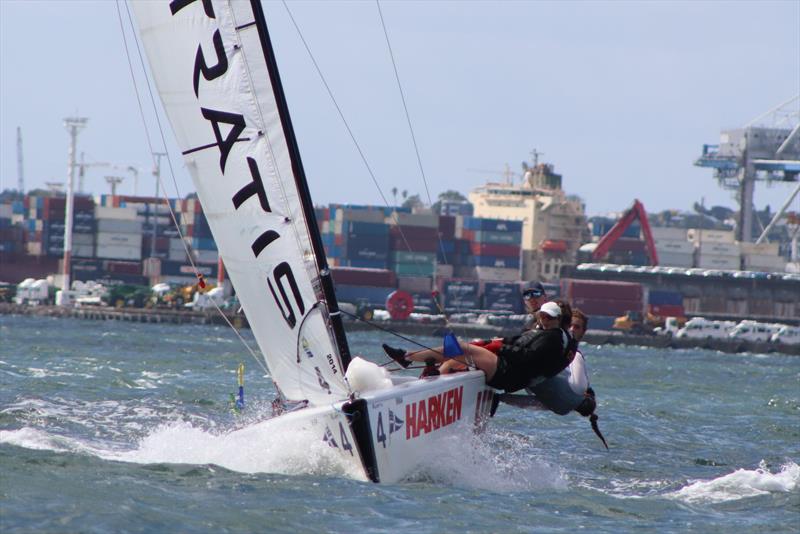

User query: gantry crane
[695,95,800,242]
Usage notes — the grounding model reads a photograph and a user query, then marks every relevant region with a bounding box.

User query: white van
[770,325,800,345]
[675,318,736,340]
[728,321,784,343]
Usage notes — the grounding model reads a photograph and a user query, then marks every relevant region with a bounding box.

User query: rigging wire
[375,0,450,270]
[279,1,444,285]
[116,0,269,376]
[280,1,473,339]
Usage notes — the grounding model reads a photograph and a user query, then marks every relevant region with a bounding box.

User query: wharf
[1,304,797,356]
[0,303,249,329]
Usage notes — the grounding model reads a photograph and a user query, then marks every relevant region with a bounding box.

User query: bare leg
[407,342,499,382]
[439,359,468,374]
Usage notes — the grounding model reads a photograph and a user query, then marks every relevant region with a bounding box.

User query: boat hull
[253,371,494,483]
[356,370,494,483]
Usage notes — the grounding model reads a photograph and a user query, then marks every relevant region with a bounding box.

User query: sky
[1,0,798,217]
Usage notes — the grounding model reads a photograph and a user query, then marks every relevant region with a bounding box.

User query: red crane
[591,199,659,265]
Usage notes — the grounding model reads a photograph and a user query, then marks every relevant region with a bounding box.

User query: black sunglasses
[523,289,544,298]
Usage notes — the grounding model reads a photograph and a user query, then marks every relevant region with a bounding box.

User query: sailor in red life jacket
[383,301,574,392]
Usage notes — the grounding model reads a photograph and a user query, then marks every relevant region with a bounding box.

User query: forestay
[131,0,350,404]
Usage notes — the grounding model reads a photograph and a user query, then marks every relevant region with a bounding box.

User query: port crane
[77,155,145,195]
[591,199,659,266]
[695,95,800,242]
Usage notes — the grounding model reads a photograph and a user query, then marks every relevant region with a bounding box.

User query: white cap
[539,301,561,318]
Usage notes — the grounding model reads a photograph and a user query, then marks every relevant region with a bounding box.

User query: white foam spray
[670,460,800,504]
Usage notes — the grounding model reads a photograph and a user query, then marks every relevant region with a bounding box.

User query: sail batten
[131,0,350,404]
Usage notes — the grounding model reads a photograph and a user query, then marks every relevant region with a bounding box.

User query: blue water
[1,314,798,533]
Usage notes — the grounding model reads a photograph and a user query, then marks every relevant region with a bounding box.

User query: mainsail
[131,0,352,405]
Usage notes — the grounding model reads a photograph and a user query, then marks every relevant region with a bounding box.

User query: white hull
[250,371,494,483]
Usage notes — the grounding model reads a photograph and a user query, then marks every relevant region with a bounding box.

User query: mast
[249,0,352,370]
[62,117,88,294]
[16,127,24,193]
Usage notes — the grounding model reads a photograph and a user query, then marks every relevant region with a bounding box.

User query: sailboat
[130,0,495,483]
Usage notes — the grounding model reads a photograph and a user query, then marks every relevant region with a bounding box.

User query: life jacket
[499,327,575,379]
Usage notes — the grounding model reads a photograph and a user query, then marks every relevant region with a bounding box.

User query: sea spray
[670,460,800,504]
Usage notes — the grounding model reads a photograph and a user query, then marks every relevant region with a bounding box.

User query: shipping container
[608,238,646,253]
[648,304,685,317]
[344,220,390,237]
[95,244,142,261]
[66,233,94,246]
[187,237,217,251]
[334,284,395,308]
[438,216,456,240]
[436,264,454,279]
[695,254,739,270]
[391,251,436,264]
[470,230,522,245]
[95,205,138,220]
[561,279,643,301]
[104,260,143,275]
[688,228,735,244]
[469,242,520,257]
[697,242,740,256]
[192,249,218,265]
[97,232,143,248]
[331,267,396,287]
[388,212,438,228]
[334,258,388,269]
[397,276,432,293]
[160,260,216,277]
[657,251,695,268]
[410,292,439,313]
[393,262,436,276]
[568,297,643,316]
[740,242,780,256]
[482,282,523,313]
[469,266,519,281]
[97,218,143,234]
[649,290,683,306]
[742,254,785,271]
[654,239,695,254]
[441,280,480,310]
[347,241,390,261]
[461,216,523,233]
[650,226,688,241]
[587,315,618,331]
[468,255,520,269]
[389,236,437,253]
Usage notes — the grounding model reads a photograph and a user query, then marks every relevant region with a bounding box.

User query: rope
[117,0,269,376]
[338,308,443,355]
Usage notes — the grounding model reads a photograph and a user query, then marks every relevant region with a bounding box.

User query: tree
[402,194,424,210]
[431,190,468,215]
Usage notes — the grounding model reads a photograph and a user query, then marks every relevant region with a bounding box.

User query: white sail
[131,0,350,404]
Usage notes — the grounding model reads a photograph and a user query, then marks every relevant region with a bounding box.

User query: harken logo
[405,386,463,440]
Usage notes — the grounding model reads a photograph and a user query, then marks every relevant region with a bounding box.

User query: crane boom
[591,199,659,265]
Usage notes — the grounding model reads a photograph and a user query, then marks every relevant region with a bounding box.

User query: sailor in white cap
[383,300,575,392]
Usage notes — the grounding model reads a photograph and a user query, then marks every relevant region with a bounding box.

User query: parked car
[676,318,737,340]
[771,326,800,345]
[728,321,784,343]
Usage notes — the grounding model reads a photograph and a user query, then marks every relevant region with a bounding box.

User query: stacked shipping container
[651,226,693,268]
[688,229,739,270]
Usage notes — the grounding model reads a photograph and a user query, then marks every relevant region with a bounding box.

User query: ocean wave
[670,460,800,504]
